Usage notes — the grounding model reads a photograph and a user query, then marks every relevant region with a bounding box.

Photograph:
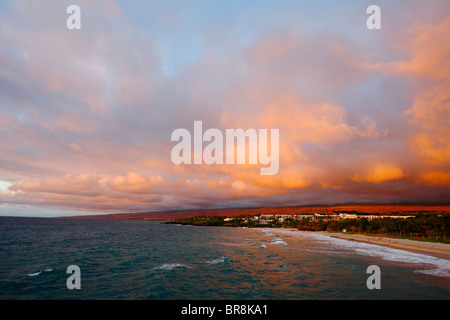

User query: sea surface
[0,217,449,300]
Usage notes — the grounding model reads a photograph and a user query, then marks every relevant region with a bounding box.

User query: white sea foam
[259,229,274,237]
[270,236,288,246]
[206,255,228,265]
[219,242,252,247]
[28,266,54,277]
[154,263,191,271]
[258,229,288,246]
[259,244,267,248]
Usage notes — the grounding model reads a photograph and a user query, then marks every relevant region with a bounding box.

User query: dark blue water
[0,217,449,299]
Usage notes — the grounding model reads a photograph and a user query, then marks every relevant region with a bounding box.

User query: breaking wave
[293,231,450,278]
[205,255,228,265]
[258,229,288,246]
[27,268,53,277]
[153,263,191,271]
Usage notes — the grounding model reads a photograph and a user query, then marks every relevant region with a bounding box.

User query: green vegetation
[296,213,450,243]
[169,212,450,244]
[171,215,259,228]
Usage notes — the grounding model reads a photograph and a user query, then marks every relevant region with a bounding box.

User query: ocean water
[0,217,449,300]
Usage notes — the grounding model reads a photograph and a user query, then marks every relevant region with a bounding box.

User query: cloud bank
[0,0,449,215]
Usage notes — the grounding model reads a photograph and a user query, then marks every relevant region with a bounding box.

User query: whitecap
[154,263,191,271]
[418,267,450,277]
[27,271,41,277]
[270,237,288,246]
[258,229,275,237]
[206,255,228,265]
[258,229,288,246]
[271,240,288,246]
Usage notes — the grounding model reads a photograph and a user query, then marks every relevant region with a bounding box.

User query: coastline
[265,228,450,260]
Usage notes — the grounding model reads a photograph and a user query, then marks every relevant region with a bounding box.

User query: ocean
[0,217,449,300]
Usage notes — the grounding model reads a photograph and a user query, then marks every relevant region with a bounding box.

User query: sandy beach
[267,228,450,260]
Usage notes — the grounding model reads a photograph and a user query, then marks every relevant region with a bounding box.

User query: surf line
[171,121,279,175]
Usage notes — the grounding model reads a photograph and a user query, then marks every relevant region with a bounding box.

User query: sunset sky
[0,0,449,216]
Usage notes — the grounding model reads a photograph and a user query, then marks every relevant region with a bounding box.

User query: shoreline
[265,228,450,260]
[169,221,450,260]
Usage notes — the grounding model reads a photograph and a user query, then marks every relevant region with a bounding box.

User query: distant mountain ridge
[65,204,450,221]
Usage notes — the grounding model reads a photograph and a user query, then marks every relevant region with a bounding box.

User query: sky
[0,0,449,217]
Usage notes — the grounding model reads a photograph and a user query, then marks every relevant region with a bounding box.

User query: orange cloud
[225,166,312,190]
[352,163,405,184]
[418,172,450,186]
[389,18,450,167]
[109,172,163,194]
[409,134,450,165]
[393,19,450,81]
[12,174,102,193]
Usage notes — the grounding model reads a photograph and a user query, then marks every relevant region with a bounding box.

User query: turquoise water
[0,217,448,300]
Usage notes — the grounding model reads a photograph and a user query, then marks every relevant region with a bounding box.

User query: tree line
[169,213,450,243]
[293,213,449,242]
